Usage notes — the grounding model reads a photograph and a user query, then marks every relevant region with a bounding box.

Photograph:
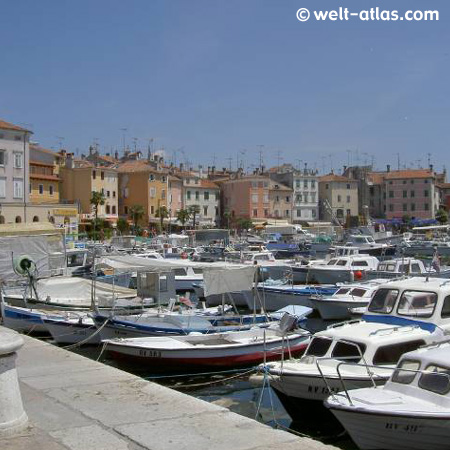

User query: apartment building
[60,157,118,223]
[319,173,359,222]
[29,145,60,204]
[268,180,293,221]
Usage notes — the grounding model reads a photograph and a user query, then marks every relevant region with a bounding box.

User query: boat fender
[181,252,188,259]
[354,270,363,280]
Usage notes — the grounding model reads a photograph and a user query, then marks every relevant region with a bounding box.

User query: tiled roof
[0,120,32,133]
[30,144,59,157]
[30,160,54,167]
[269,180,292,191]
[383,169,434,180]
[200,179,219,189]
[367,172,385,185]
[319,173,353,182]
[117,160,165,173]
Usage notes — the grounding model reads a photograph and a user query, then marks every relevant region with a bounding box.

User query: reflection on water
[71,316,357,449]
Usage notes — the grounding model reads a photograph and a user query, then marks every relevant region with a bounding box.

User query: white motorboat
[343,235,396,257]
[309,279,386,320]
[326,340,450,450]
[264,277,450,420]
[43,313,100,345]
[103,316,311,370]
[307,254,379,284]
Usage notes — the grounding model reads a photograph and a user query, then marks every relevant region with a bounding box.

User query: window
[403,190,407,198]
[397,290,437,318]
[351,260,368,267]
[368,289,399,314]
[411,180,414,184]
[411,203,416,212]
[311,180,316,189]
[296,209,301,217]
[13,179,23,199]
[252,194,258,203]
[106,205,110,214]
[285,210,289,217]
[311,192,316,202]
[149,174,155,181]
[305,337,332,357]
[0,151,5,166]
[150,187,156,198]
[403,203,407,212]
[296,194,302,203]
[13,152,23,168]
[215,192,219,201]
[349,288,367,297]
[101,171,105,180]
[346,195,350,203]
[373,340,426,365]
[441,296,450,318]
[113,191,116,198]
[204,191,209,200]
[389,204,394,212]
[337,195,342,202]
[346,209,351,216]
[331,341,366,363]
[295,180,300,189]
[150,205,154,214]
[325,183,329,189]
[186,191,191,200]
[161,176,166,182]
[203,206,208,216]
[424,190,429,197]
[425,203,429,211]
[424,179,429,184]
[411,190,415,198]
[0,178,5,198]
[392,359,421,385]
[312,209,316,218]
[419,365,450,395]
[195,191,199,200]
[161,189,166,200]
[276,195,280,202]
[252,181,258,188]
[264,209,269,217]
[92,170,96,179]
[286,196,290,202]
[124,206,128,214]
[402,180,407,184]
[49,185,54,196]
[253,209,258,217]
[107,190,110,197]
[112,205,116,214]
[389,191,394,198]
[336,209,344,218]
[304,180,308,188]
[32,216,39,222]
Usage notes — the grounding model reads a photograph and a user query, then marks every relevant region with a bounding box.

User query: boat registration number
[307,385,339,395]
[385,423,420,433]
[138,349,162,358]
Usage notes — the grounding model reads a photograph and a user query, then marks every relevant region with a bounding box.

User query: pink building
[383,169,438,219]
[221,175,270,221]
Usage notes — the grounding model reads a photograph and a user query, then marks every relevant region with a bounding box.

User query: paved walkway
[3,333,338,450]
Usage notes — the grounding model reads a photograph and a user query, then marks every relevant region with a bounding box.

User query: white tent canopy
[203,266,256,297]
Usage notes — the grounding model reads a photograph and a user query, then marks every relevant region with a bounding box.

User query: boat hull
[43,319,101,345]
[106,336,309,371]
[309,299,369,320]
[328,408,450,450]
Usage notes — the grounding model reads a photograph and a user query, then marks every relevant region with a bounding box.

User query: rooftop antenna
[295,159,303,170]
[226,157,232,172]
[328,153,333,171]
[257,145,264,171]
[276,149,282,168]
[346,149,351,167]
[132,137,138,152]
[427,153,432,167]
[56,136,65,150]
[93,137,99,153]
[397,153,400,171]
[120,128,127,153]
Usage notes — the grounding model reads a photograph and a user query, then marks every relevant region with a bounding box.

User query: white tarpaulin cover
[203,266,256,297]
[0,233,65,281]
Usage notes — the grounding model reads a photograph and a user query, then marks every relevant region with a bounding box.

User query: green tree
[188,204,201,230]
[436,208,449,225]
[223,209,232,229]
[90,191,106,221]
[116,217,129,235]
[155,205,169,232]
[176,208,190,229]
[236,218,253,234]
[129,204,145,233]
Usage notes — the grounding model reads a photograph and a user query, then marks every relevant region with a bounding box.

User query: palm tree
[223,209,232,229]
[155,205,169,232]
[129,204,145,233]
[90,191,106,221]
[116,217,129,235]
[176,208,190,230]
[188,204,201,230]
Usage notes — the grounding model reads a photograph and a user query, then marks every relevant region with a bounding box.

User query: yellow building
[118,160,169,226]
[59,156,118,224]
[29,161,60,204]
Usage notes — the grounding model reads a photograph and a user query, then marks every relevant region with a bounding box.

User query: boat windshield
[336,260,348,266]
[392,359,421,385]
[419,365,450,395]
[67,253,86,267]
[335,288,351,295]
[397,290,437,318]
[327,259,338,266]
[373,340,426,365]
[349,288,367,297]
[398,263,422,274]
[368,288,399,314]
[305,337,332,357]
[331,340,366,362]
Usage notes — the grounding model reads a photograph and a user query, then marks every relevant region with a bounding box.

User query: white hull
[330,408,450,450]
[250,289,313,311]
[310,299,369,320]
[307,267,353,284]
[44,320,101,345]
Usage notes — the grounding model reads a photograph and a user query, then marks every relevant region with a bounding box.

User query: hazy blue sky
[0,0,448,173]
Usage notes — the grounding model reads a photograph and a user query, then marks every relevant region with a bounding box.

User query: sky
[1,0,449,174]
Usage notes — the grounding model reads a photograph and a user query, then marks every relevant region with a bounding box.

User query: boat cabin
[323,255,379,271]
[363,277,450,333]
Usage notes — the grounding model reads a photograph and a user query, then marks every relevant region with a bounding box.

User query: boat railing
[326,319,362,329]
[315,338,372,400]
[332,360,450,406]
[368,324,419,337]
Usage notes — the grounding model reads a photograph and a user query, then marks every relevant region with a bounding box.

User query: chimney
[66,153,74,168]
[212,166,216,174]
[430,164,434,172]
[114,150,119,160]
[89,145,94,156]
[179,163,184,172]
[387,164,391,172]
